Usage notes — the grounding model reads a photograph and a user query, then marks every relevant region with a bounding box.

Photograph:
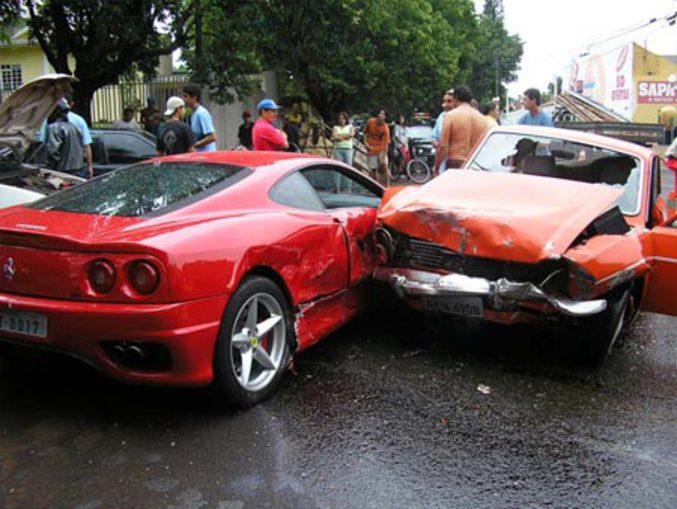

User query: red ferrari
[0,150,383,407]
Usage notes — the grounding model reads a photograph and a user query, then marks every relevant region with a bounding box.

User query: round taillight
[89,260,116,293]
[129,261,160,295]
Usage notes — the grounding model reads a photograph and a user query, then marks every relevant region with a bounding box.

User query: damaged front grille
[389,230,566,288]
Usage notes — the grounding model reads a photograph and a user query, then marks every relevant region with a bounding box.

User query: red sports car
[0,149,383,407]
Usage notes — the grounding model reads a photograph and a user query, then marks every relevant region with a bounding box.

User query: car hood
[378,170,624,264]
[0,74,76,159]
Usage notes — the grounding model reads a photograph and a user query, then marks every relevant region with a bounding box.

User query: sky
[473,0,677,97]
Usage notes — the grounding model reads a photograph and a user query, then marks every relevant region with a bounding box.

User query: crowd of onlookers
[44,81,554,187]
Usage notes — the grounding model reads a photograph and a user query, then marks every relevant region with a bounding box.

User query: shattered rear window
[29,161,250,217]
[466,132,643,216]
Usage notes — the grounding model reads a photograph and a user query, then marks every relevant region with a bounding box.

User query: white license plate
[0,309,48,338]
[422,296,484,318]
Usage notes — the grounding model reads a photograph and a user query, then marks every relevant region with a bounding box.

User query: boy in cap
[252,99,289,151]
[157,96,195,156]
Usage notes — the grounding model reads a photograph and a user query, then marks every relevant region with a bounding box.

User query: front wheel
[574,287,630,367]
[406,158,431,184]
[212,276,292,408]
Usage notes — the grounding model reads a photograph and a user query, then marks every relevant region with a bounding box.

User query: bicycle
[389,144,432,184]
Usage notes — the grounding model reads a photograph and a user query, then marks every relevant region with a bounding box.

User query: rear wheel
[406,158,431,184]
[212,276,292,408]
[575,287,630,367]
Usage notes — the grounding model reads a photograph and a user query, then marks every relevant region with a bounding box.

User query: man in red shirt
[252,99,289,151]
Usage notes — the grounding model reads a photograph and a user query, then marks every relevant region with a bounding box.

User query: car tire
[576,287,630,367]
[212,276,292,409]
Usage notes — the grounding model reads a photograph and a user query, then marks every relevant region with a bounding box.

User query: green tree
[462,0,522,104]
[13,0,191,124]
[247,0,478,120]
[180,0,263,105]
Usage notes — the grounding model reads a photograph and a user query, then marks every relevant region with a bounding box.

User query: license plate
[422,296,484,318]
[0,309,48,338]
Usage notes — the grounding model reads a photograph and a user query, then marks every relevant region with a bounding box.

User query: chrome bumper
[374,267,606,317]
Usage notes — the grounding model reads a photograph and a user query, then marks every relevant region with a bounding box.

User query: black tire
[575,287,630,367]
[212,276,292,408]
[406,158,431,184]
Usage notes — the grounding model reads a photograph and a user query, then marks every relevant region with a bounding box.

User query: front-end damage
[373,214,643,324]
[374,266,606,318]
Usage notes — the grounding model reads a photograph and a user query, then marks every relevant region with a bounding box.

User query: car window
[29,162,250,217]
[466,132,643,216]
[301,166,381,209]
[104,132,155,164]
[269,171,325,211]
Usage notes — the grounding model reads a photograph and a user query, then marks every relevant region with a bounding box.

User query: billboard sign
[637,81,677,104]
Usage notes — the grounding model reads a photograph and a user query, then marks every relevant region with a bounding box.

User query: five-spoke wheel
[213,276,291,408]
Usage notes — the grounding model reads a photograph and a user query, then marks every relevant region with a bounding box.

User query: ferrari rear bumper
[0,292,230,386]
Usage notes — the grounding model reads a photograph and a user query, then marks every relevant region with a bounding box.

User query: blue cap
[257,98,282,111]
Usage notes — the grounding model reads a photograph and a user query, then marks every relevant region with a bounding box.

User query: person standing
[157,96,195,156]
[434,85,489,174]
[364,109,391,186]
[112,107,141,130]
[393,114,409,176]
[140,96,160,133]
[39,99,94,178]
[431,90,457,174]
[252,99,289,151]
[45,101,85,175]
[518,88,554,126]
[182,83,217,152]
[238,110,254,149]
[482,101,500,127]
[332,111,355,165]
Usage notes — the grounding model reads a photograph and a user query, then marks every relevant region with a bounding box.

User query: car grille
[390,232,565,286]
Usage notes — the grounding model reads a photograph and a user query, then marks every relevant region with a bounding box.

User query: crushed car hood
[0,74,76,159]
[378,170,624,264]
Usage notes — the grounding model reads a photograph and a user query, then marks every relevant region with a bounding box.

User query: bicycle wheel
[406,158,431,184]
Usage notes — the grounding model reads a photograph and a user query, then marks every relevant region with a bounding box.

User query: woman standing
[482,101,501,127]
[332,111,355,165]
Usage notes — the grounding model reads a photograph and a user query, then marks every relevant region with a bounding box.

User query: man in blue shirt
[182,83,217,152]
[518,88,554,127]
[39,99,94,178]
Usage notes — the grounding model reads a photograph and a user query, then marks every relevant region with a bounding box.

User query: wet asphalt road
[0,304,675,509]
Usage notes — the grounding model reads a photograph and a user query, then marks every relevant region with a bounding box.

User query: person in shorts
[364,109,390,186]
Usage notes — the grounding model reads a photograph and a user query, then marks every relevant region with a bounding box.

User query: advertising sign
[568,43,635,117]
[637,81,677,104]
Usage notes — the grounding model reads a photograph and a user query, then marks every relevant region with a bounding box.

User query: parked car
[375,125,676,365]
[0,74,84,203]
[26,128,157,177]
[0,149,384,407]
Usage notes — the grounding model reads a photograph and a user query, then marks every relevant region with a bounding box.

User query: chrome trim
[374,267,607,317]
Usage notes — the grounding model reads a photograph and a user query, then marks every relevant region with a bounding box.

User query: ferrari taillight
[89,259,116,293]
[128,260,160,295]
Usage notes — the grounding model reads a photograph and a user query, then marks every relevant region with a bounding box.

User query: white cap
[164,96,185,116]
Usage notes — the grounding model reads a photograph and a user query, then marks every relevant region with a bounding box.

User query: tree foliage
[192,0,523,120]
[13,0,190,124]
[462,0,523,103]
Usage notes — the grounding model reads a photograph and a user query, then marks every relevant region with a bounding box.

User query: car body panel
[0,152,384,385]
[641,221,677,315]
[0,74,76,157]
[379,170,623,264]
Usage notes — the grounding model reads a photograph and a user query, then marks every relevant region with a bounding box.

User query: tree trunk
[71,85,95,127]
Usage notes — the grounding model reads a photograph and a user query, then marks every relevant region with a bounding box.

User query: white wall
[202,71,278,149]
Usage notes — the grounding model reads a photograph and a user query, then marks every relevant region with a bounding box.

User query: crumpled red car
[375,125,677,365]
